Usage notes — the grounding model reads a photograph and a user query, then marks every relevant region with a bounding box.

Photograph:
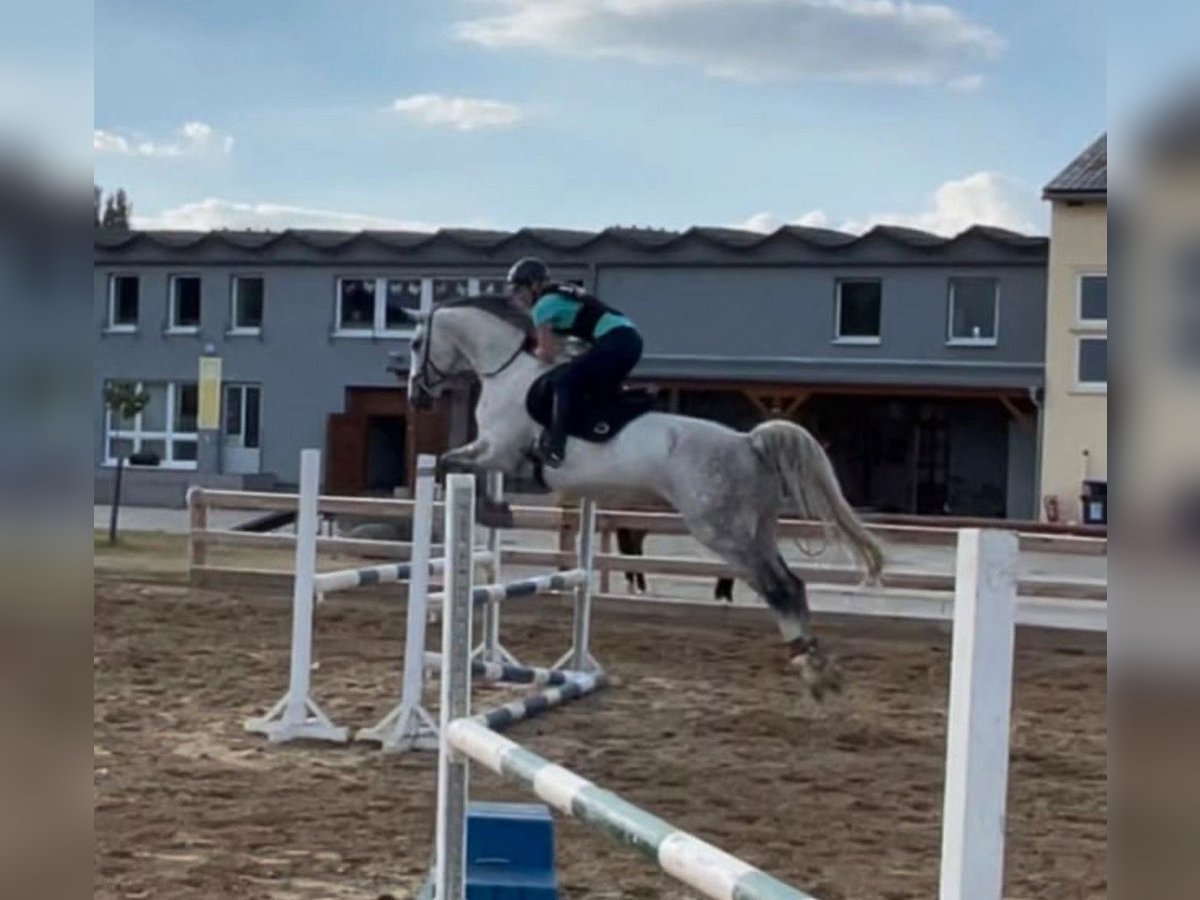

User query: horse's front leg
[441,436,491,471]
[440,433,529,529]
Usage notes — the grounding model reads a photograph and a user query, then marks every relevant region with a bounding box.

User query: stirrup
[537,431,566,468]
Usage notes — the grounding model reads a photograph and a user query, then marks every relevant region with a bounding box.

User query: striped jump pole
[426,569,589,610]
[435,473,812,900]
[447,719,815,900]
[423,652,594,687]
[313,552,494,597]
[471,671,607,733]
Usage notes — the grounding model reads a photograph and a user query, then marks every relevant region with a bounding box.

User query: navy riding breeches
[550,326,643,401]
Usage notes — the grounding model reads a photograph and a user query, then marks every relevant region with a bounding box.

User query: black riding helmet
[507,256,550,287]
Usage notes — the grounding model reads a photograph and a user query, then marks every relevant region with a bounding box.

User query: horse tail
[749,420,885,583]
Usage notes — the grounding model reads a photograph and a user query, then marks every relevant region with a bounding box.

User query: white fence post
[939,528,1018,900]
[435,473,476,900]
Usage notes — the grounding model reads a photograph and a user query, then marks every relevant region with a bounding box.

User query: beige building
[1040,135,1108,524]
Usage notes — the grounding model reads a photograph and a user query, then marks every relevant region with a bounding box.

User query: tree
[100,188,132,229]
[103,382,150,544]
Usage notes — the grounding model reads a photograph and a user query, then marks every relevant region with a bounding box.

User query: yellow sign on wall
[198,356,223,431]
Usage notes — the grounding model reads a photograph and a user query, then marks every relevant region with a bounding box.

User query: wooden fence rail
[185,487,1107,605]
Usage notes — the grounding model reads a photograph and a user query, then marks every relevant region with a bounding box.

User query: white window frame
[229,275,265,336]
[106,273,140,333]
[332,276,504,338]
[1075,336,1108,393]
[1076,271,1108,329]
[103,381,200,470]
[167,274,203,334]
[833,279,883,345]
[947,277,1001,347]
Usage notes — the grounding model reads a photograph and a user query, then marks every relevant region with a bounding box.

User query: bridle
[411,301,531,402]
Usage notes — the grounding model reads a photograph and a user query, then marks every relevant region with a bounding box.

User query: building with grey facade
[94,224,1047,517]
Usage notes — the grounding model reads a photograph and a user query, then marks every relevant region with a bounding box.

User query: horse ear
[407,310,429,324]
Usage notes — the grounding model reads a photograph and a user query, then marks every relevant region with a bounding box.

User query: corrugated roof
[95,222,1046,256]
[1044,134,1107,199]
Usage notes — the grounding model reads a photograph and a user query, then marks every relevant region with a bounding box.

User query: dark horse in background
[616,527,735,602]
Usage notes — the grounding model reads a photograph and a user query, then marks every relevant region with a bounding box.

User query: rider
[506,257,643,467]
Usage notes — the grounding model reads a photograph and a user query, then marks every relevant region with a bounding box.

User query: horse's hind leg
[673,503,840,699]
[741,549,842,699]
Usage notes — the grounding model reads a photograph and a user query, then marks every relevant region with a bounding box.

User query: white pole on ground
[435,473,476,900]
[939,528,1018,900]
[556,498,600,672]
[355,454,439,751]
[244,448,348,743]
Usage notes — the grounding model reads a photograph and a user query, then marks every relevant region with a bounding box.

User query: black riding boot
[538,386,570,468]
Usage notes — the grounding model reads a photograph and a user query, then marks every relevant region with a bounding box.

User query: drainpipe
[1029,385,1045,520]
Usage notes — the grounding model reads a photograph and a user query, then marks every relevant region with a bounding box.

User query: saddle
[525,370,655,443]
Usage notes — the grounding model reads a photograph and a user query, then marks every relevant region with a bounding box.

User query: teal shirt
[531,292,634,339]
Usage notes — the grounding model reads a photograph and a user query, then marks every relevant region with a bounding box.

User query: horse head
[406,308,467,410]
[405,297,534,410]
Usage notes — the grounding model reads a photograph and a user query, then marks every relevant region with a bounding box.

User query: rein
[416,303,531,396]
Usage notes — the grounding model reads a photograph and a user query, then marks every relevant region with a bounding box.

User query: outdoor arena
[94,453,1108,900]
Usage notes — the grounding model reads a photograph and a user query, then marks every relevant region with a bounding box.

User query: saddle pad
[525,370,655,443]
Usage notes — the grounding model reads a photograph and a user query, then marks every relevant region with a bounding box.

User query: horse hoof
[790,652,843,702]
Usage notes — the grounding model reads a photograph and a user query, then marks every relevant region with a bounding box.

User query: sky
[92,0,1116,236]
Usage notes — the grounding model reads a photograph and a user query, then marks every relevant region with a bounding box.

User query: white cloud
[736,171,1045,236]
[739,209,832,232]
[131,198,445,231]
[93,121,234,159]
[455,0,1004,89]
[947,73,985,92]
[390,94,526,131]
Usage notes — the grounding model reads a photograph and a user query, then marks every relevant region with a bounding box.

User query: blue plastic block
[465,802,558,900]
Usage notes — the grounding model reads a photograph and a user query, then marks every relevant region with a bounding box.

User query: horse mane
[436,294,534,339]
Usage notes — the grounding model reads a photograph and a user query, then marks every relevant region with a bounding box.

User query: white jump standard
[245,448,606,751]
[244,449,348,743]
[246,451,490,745]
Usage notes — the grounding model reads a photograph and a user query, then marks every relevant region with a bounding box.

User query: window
[1078,274,1108,325]
[948,277,999,345]
[1077,337,1107,389]
[104,381,199,468]
[337,278,377,331]
[432,277,470,304]
[477,278,509,297]
[335,276,508,337]
[385,279,423,331]
[107,275,139,330]
[169,275,202,331]
[231,276,265,332]
[835,280,882,344]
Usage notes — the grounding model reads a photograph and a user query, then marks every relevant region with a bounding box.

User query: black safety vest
[537,283,624,342]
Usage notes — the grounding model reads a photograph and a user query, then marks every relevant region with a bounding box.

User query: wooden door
[326,412,366,493]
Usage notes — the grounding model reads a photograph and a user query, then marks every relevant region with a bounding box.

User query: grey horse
[405,298,884,698]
